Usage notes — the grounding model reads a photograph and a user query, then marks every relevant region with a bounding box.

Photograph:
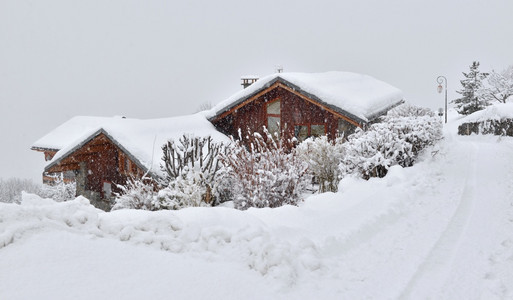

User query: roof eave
[366,98,406,122]
[31,146,60,152]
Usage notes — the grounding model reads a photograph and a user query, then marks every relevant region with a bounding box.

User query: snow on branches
[160,135,227,208]
[220,129,310,210]
[480,65,513,104]
[340,104,442,179]
[296,135,344,193]
[112,177,159,210]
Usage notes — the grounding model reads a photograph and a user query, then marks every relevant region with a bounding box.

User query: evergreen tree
[453,61,489,115]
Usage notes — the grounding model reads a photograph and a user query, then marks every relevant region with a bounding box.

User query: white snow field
[2,125,513,299]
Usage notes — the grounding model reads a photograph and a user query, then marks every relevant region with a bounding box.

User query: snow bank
[0,193,325,287]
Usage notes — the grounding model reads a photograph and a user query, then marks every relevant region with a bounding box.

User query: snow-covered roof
[241,75,259,79]
[459,102,513,123]
[207,71,404,124]
[33,113,229,178]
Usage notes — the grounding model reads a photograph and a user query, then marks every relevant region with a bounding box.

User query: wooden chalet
[32,114,227,210]
[33,71,403,210]
[208,72,404,142]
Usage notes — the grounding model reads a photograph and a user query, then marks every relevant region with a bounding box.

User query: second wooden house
[208,71,404,142]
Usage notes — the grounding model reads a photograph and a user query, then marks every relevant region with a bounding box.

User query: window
[102,181,112,199]
[266,99,281,137]
[125,158,130,173]
[294,125,309,142]
[294,124,325,142]
[310,125,325,137]
[337,118,355,137]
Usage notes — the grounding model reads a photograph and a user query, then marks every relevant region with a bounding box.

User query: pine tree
[453,61,489,115]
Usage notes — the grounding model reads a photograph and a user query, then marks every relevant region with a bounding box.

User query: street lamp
[436,76,448,124]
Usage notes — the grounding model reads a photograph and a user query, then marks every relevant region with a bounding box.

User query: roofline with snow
[209,76,395,127]
[31,146,60,152]
[44,128,158,179]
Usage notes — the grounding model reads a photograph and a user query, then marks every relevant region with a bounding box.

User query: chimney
[241,75,259,89]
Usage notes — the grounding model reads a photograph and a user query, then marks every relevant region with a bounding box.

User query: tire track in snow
[399,141,479,299]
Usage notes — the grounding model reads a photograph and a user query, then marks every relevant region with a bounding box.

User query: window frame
[294,123,326,142]
[266,98,281,137]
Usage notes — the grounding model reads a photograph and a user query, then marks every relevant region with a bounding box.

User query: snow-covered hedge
[296,136,345,193]
[457,103,513,136]
[156,170,211,210]
[458,119,513,136]
[112,177,158,210]
[221,130,310,209]
[340,105,442,179]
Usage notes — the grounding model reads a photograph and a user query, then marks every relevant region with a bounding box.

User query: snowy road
[400,138,513,299]
[1,134,513,299]
[310,136,513,299]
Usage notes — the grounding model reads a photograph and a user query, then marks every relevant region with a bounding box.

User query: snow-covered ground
[1,118,513,299]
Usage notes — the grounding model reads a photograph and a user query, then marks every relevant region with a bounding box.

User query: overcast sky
[1,0,512,181]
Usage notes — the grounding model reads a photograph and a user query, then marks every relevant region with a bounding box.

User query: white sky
[1,0,512,181]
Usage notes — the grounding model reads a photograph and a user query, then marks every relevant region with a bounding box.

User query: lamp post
[437,76,448,124]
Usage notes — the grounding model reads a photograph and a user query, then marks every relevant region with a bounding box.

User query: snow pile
[0,193,325,287]
[209,71,404,122]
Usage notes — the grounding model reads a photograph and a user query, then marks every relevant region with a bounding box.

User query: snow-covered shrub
[479,65,513,104]
[0,178,41,203]
[111,177,158,211]
[384,115,443,160]
[161,135,227,207]
[296,135,345,193]
[386,103,435,118]
[341,110,442,179]
[39,175,76,202]
[221,129,310,210]
[340,125,411,179]
[156,168,209,210]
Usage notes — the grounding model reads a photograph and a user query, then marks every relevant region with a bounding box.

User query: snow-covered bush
[156,168,209,210]
[221,130,310,210]
[479,65,513,104]
[0,177,41,203]
[341,108,442,179]
[386,103,435,118]
[39,175,76,202]
[111,177,158,211]
[296,135,345,193]
[161,135,227,207]
[340,125,411,179]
